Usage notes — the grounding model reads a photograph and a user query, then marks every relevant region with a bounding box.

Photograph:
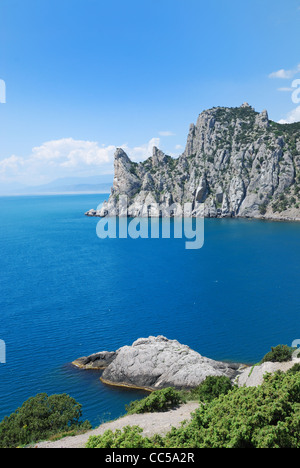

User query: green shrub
[259,203,267,215]
[189,376,233,403]
[86,426,163,449]
[0,393,91,448]
[261,345,294,363]
[162,372,300,448]
[288,363,300,375]
[125,387,185,415]
[87,372,300,449]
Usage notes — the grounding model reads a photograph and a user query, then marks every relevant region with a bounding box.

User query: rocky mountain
[87,103,300,220]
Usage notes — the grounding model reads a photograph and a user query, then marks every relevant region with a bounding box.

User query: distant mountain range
[0,175,113,195]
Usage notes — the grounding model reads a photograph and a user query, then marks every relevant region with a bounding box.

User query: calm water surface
[0,194,299,426]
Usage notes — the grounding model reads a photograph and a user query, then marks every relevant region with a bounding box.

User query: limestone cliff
[87,104,300,220]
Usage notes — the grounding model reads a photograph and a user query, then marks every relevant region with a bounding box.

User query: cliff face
[90,103,300,220]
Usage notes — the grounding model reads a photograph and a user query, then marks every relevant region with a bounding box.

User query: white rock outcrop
[74,336,240,391]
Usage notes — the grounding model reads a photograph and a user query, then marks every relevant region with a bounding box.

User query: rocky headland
[73,335,242,391]
[73,336,300,392]
[86,104,300,221]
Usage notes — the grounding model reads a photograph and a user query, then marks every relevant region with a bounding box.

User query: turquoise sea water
[0,194,299,426]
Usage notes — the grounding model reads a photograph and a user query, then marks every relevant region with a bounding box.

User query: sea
[0,194,299,427]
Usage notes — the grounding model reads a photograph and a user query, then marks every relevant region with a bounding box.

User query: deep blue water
[0,194,299,427]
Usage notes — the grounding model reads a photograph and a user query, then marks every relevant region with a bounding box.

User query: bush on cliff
[162,372,300,448]
[86,426,163,449]
[87,371,300,449]
[0,393,91,448]
[188,376,233,403]
[288,363,300,374]
[125,387,185,415]
[260,344,294,364]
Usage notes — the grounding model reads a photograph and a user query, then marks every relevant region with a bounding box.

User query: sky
[0,0,300,188]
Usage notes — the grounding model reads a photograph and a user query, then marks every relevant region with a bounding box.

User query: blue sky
[0,0,300,187]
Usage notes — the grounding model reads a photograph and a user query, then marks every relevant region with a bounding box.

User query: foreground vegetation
[0,393,91,448]
[0,344,299,448]
[87,368,300,448]
[125,387,185,414]
[125,375,234,416]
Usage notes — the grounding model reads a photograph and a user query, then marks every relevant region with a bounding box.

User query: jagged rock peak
[152,146,167,166]
[255,109,269,128]
[115,147,131,162]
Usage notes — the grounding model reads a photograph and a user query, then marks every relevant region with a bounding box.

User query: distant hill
[0,175,113,195]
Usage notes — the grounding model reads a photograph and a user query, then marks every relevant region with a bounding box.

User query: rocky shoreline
[85,207,300,223]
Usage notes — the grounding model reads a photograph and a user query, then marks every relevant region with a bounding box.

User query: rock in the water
[74,336,240,390]
[85,209,97,217]
[72,351,117,370]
